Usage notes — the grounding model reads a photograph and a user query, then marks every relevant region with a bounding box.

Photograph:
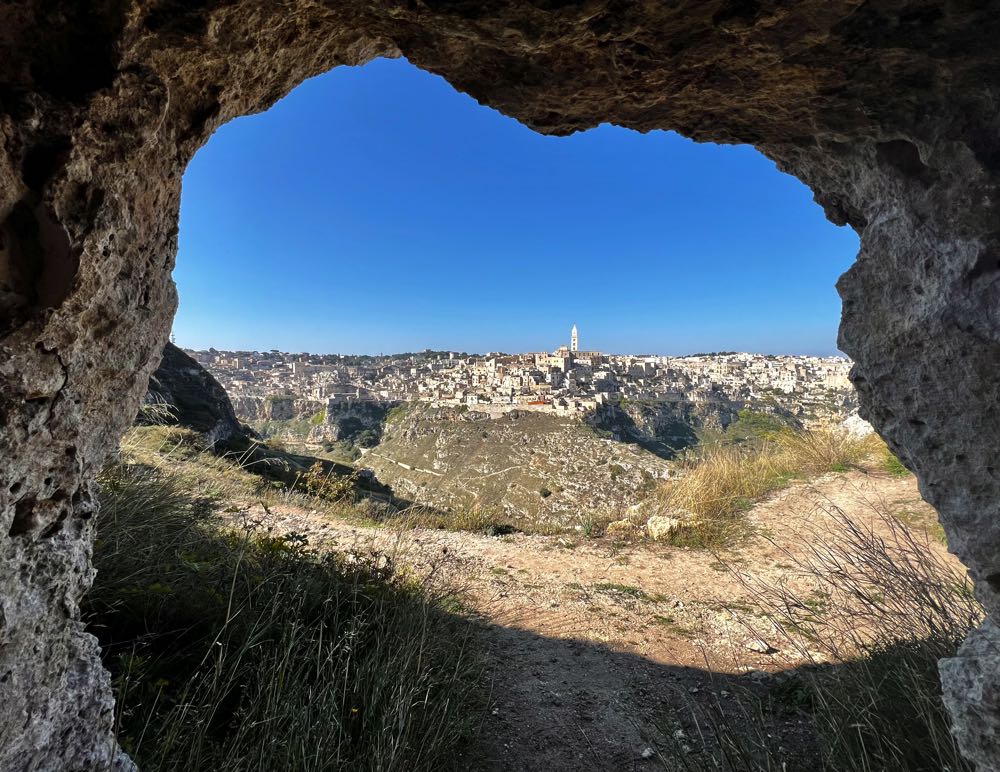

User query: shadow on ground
[457,621,819,772]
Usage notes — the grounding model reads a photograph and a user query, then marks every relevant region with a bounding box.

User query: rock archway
[2,1,998,768]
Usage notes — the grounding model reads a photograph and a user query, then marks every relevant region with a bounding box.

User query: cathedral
[542,324,603,367]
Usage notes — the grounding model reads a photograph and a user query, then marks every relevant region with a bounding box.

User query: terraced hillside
[363,404,672,527]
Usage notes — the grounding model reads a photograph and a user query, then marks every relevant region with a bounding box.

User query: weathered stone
[646,515,683,542]
[586,399,739,457]
[605,519,641,540]
[143,342,244,445]
[941,619,1000,770]
[1,1,999,768]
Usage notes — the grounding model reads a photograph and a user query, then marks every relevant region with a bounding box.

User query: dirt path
[235,471,951,770]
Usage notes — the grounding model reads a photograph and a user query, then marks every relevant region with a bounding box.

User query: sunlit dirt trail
[235,471,949,770]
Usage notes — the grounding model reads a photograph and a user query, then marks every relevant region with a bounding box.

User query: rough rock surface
[941,619,1000,769]
[311,399,399,447]
[586,398,740,457]
[236,396,397,448]
[1,1,999,768]
[143,342,244,445]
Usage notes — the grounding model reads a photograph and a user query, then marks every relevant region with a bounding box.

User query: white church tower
[571,324,578,352]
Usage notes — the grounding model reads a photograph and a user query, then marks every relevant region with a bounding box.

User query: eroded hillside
[363,403,672,526]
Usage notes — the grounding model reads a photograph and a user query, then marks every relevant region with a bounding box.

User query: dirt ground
[233,470,954,771]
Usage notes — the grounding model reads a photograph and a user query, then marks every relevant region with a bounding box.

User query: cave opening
[161,55,866,530]
[3,4,999,770]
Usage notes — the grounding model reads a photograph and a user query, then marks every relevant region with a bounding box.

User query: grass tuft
[86,457,482,771]
[661,504,982,771]
[651,427,885,547]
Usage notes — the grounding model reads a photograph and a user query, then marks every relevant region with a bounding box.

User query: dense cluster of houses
[191,327,853,421]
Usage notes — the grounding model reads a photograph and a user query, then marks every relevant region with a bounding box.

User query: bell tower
[571,324,578,352]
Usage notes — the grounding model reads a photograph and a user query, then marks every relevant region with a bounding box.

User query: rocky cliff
[315,400,400,447]
[142,343,246,446]
[235,396,398,450]
[586,398,741,458]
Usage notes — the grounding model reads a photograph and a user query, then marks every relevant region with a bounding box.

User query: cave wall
[1,1,999,768]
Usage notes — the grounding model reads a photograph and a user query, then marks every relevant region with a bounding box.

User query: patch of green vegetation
[88,459,482,771]
[578,511,617,538]
[539,486,552,498]
[594,582,649,600]
[308,408,326,425]
[650,614,693,637]
[794,590,832,622]
[726,408,797,442]
[321,439,363,463]
[385,403,410,424]
[893,507,948,546]
[253,417,316,443]
[883,448,911,477]
[588,426,615,440]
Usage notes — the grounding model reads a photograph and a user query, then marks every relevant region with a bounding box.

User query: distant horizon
[174,57,858,357]
[178,340,850,360]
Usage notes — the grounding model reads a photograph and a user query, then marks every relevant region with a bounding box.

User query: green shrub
[726,409,796,442]
[385,404,409,424]
[300,460,358,501]
[87,460,482,772]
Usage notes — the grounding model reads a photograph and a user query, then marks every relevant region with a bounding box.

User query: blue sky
[174,57,859,356]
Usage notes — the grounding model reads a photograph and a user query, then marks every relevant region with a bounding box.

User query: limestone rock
[646,515,683,542]
[745,639,779,655]
[605,519,641,540]
[143,343,245,446]
[1,1,999,768]
[940,619,1000,769]
[586,399,738,457]
[262,395,297,422]
[841,412,875,438]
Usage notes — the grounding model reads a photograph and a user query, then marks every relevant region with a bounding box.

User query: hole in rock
[0,197,77,332]
[8,497,37,537]
[104,57,965,772]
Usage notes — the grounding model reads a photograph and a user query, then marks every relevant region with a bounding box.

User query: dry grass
[663,503,981,771]
[377,501,569,537]
[88,454,484,771]
[124,425,568,541]
[121,425,379,521]
[773,427,880,475]
[653,427,887,547]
